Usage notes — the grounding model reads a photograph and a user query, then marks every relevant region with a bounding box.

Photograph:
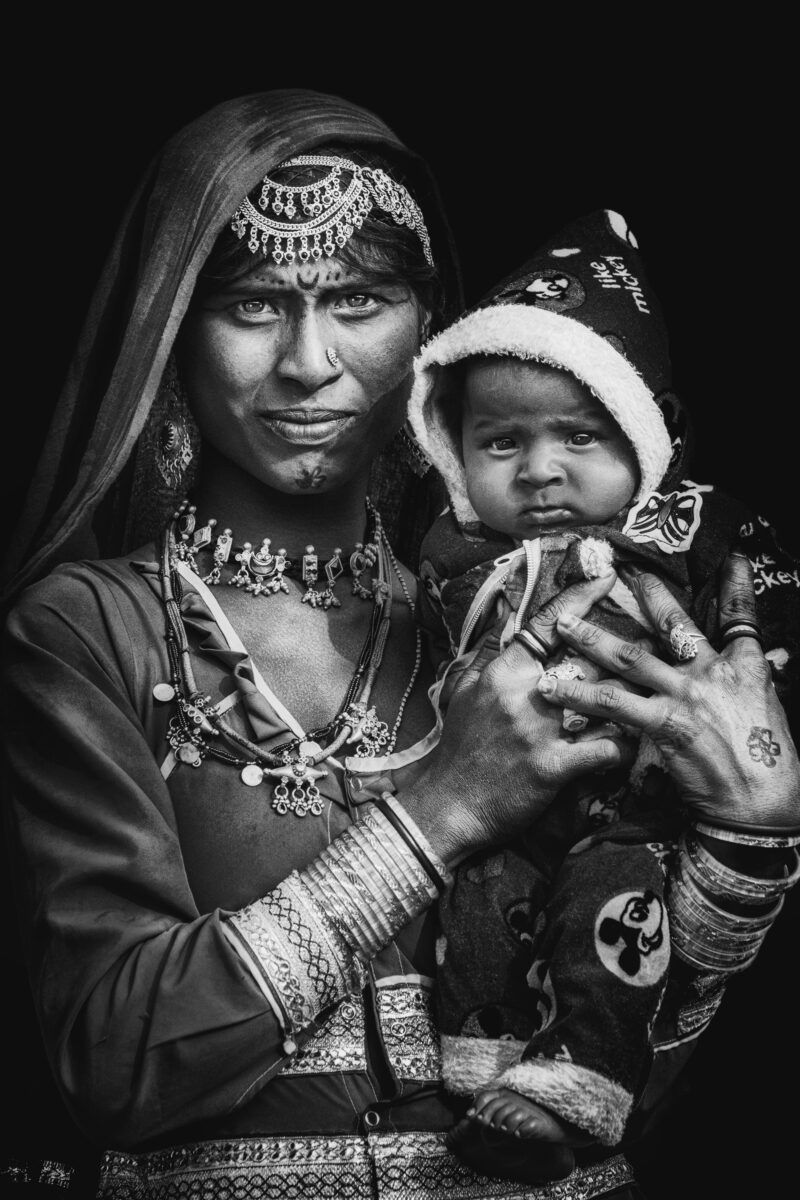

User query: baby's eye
[568,432,596,446]
[489,436,517,452]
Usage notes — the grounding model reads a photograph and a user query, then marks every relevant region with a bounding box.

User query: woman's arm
[3,569,631,1147]
[532,550,800,973]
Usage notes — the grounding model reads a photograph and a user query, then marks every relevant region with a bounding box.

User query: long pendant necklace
[157,503,422,817]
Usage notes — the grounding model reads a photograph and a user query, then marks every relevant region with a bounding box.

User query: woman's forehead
[212,257,404,294]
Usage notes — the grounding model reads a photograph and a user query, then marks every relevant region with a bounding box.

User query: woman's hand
[535,552,800,830]
[402,572,636,866]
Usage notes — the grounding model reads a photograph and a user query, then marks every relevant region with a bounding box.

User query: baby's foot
[468,1086,571,1141]
[447,1089,576,1184]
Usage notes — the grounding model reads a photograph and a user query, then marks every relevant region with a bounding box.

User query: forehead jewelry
[231,154,434,268]
[326,346,340,369]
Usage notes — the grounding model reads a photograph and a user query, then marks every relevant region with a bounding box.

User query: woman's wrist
[223,801,451,1050]
[667,829,800,973]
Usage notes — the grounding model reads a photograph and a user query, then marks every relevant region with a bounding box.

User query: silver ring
[668,622,706,662]
[513,628,551,661]
[326,346,341,368]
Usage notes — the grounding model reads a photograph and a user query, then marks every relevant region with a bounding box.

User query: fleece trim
[497,1058,633,1146]
[408,304,672,527]
[440,1034,527,1094]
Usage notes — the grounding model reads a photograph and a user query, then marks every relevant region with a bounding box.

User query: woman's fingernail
[537,676,555,695]
[558,611,577,629]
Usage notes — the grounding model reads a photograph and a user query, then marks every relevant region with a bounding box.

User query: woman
[2,90,797,1200]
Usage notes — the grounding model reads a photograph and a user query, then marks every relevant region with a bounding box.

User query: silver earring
[326,346,341,369]
[155,358,194,488]
[394,422,431,477]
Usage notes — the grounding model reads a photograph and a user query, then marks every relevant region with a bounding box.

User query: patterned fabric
[377,983,442,1082]
[278,995,367,1076]
[98,1136,634,1199]
[227,874,351,1034]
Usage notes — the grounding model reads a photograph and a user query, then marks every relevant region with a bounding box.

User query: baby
[407,210,799,1177]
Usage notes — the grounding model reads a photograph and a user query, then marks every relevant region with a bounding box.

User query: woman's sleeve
[1,572,343,1147]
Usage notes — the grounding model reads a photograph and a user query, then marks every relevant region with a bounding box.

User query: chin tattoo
[297,466,327,489]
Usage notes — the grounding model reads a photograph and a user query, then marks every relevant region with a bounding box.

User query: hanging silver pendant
[344,702,390,757]
[247,539,291,596]
[349,541,379,599]
[264,754,328,816]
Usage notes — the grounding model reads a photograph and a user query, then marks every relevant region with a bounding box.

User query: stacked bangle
[683,832,800,906]
[692,819,800,849]
[225,799,452,1049]
[375,791,452,894]
[667,828,798,973]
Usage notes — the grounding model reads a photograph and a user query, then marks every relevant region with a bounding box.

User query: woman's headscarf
[3,89,462,604]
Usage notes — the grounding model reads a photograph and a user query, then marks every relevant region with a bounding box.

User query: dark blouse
[3,554,453,1151]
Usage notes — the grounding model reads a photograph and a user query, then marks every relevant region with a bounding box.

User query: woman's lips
[260,410,358,446]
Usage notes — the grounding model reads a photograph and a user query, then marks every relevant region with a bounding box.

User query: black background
[6,36,795,1200]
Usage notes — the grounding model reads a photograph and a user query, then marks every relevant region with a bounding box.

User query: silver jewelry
[668,622,706,662]
[326,346,341,369]
[692,820,800,849]
[154,358,195,488]
[231,154,434,268]
[682,832,800,906]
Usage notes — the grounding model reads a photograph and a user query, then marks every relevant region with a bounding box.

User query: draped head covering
[3,89,462,604]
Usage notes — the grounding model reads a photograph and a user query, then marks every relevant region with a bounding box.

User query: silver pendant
[264,755,328,816]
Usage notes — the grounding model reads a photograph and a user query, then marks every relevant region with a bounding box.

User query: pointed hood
[409,209,686,528]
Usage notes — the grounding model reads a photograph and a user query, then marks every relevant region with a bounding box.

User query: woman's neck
[189,448,373,552]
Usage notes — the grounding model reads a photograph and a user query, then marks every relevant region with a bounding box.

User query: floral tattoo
[747,726,781,768]
[296,467,326,489]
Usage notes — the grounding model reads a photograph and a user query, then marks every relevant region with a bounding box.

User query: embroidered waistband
[98,1133,633,1199]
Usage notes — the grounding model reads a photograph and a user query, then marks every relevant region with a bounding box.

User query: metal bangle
[672,860,784,933]
[683,834,800,905]
[692,820,800,849]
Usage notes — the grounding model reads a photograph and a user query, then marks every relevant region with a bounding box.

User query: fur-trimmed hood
[409,209,685,529]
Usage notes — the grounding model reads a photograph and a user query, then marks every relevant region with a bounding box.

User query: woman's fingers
[538,670,659,736]
[522,571,617,657]
[552,611,680,693]
[717,549,767,663]
[618,565,716,666]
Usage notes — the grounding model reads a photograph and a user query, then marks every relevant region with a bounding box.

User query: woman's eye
[489,436,517,452]
[236,298,278,318]
[569,432,596,446]
[336,293,381,312]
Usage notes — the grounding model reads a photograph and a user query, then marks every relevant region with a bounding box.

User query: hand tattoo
[297,467,326,489]
[747,726,781,767]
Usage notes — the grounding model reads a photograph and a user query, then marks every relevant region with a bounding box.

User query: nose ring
[326,346,341,369]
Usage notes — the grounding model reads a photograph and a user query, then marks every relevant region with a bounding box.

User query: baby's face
[461,358,639,539]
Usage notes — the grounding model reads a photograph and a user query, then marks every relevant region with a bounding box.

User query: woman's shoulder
[5,546,161,640]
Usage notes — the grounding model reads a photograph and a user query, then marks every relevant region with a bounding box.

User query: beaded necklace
[157,503,422,818]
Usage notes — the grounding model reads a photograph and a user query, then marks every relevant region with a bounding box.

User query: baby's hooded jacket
[408,209,799,712]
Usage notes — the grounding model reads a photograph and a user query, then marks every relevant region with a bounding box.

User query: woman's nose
[516,445,566,487]
[275,315,340,391]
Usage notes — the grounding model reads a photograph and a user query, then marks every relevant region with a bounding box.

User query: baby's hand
[468,1087,573,1142]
